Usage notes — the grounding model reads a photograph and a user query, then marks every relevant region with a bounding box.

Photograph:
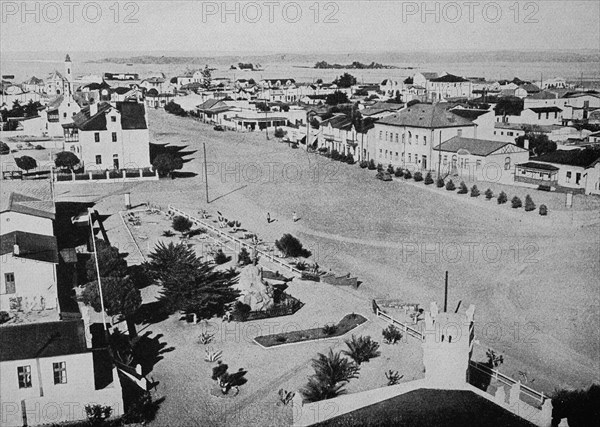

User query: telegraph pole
[444,271,449,312]
[203,143,209,203]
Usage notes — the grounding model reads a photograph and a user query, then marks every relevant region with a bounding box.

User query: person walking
[292,211,298,222]
[267,212,271,223]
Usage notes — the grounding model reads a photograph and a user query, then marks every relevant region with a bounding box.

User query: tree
[486,349,504,369]
[551,384,600,427]
[446,179,456,191]
[524,194,536,211]
[238,247,252,266]
[24,100,42,117]
[516,127,557,156]
[15,155,37,171]
[413,171,423,182]
[152,153,183,178]
[146,241,204,284]
[382,325,403,344]
[367,159,376,170]
[273,127,285,138]
[255,102,270,112]
[404,170,412,180]
[172,216,192,236]
[325,91,350,106]
[300,349,359,403]
[436,176,445,188]
[86,239,128,282]
[201,65,212,89]
[55,151,80,171]
[343,335,381,365]
[0,142,9,155]
[485,188,494,200]
[81,276,141,334]
[315,78,323,84]
[424,172,434,185]
[539,204,548,216]
[457,181,468,194]
[511,196,522,208]
[333,73,357,88]
[275,234,311,258]
[494,96,524,116]
[164,101,187,116]
[497,191,508,204]
[470,185,480,197]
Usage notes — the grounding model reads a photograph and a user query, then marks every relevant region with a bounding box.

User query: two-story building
[371,103,477,171]
[62,101,151,171]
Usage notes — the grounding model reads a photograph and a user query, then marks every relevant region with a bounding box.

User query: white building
[63,101,151,171]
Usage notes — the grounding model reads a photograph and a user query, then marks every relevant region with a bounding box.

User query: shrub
[485,188,493,200]
[55,151,80,171]
[346,154,355,164]
[186,228,207,238]
[322,324,338,336]
[172,215,192,235]
[238,247,252,266]
[359,160,368,169]
[387,164,394,174]
[291,143,299,149]
[457,181,468,194]
[152,153,183,177]
[343,335,381,365]
[213,249,231,265]
[274,127,285,138]
[376,163,383,172]
[395,167,404,177]
[382,325,403,344]
[497,191,508,204]
[0,311,10,324]
[0,142,9,155]
[539,204,548,216]
[204,347,222,362]
[275,233,311,258]
[424,172,434,185]
[367,159,376,170]
[35,144,44,150]
[470,185,480,197]
[413,171,423,182]
[278,389,295,406]
[162,230,175,237]
[404,170,412,180]
[85,404,112,425]
[15,155,37,171]
[446,179,456,191]
[436,177,445,188]
[199,332,214,345]
[232,301,251,321]
[300,349,359,403]
[511,196,522,208]
[331,149,340,161]
[525,194,536,211]
[385,370,404,386]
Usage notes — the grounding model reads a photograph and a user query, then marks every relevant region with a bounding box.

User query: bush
[386,370,404,386]
[0,311,10,324]
[485,188,493,200]
[539,204,548,216]
[404,170,412,180]
[376,163,383,172]
[511,196,522,208]
[291,143,299,149]
[338,154,347,163]
[55,151,80,171]
[274,127,286,138]
[238,247,252,266]
[457,181,468,194]
[445,179,456,191]
[436,177,445,188]
[395,167,404,177]
[367,159,376,170]
[343,335,381,365]
[153,153,183,177]
[413,171,423,182]
[359,160,368,169]
[232,301,252,321]
[331,149,340,161]
[470,185,480,197]
[387,164,394,174]
[497,191,508,204]
[213,249,231,265]
[172,216,193,235]
[0,142,9,155]
[524,194,536,211]
[275,233,311,258]
[162,230,175,237]
[322,324,338,336]
[382,325,403,344]
[35,144,44,150]
[15,155,37,171]
[424,172,434,185]
[85,404,112,425]
[346,154,355,164]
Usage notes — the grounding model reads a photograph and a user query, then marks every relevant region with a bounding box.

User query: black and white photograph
[0,1,599,426]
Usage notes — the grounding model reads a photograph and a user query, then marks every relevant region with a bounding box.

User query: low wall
[54,169,159,184]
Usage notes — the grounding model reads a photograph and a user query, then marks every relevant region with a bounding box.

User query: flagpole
[88,208,108,335]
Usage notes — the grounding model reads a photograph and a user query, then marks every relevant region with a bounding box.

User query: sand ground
[51,110,599,425]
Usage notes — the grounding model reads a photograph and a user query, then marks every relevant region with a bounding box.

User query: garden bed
[254,313,367,348]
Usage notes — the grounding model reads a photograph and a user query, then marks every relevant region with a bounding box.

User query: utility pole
[203,143,209,203]
[444,271,449,312]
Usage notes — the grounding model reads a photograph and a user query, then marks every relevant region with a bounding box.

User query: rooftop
[532,148,600,168]
[528,106,563,113]
[516,162,560,171]
[0,180,55,219]
[71,101,147,131]
[378,104,475,129]
[437,136,522,157]
[430,74,470,83]
[0,320,88,362]
[0,230,59,263]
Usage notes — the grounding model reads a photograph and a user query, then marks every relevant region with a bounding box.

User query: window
[494,131,497,135]
[476,160,482,169]
[423,136,427,145]
[385,132,388,141]
[408,132,412,144]
[576,173,581,185]
[53,362,67,384]
[402,134,405,145]
[504,157,511,170]
[395,133,399,143]
[63,112,67,118]
[94,132,100,143]
[18,366,32,389]
[457,129,463,137]
[443,155,448,165]
[111,116,117,122]
[415,135,419,144]
[95,155,102,165]
[395,152,399,159]
[508,132,514,136]
[408,153,412,162]
[379,131,383,139]
[3,273,15,294]
[112,132,117,142]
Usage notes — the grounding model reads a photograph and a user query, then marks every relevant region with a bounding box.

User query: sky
[1,1,599,54]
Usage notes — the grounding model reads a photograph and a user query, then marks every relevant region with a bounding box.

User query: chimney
[89,101,98,117]
[13,244,19,255]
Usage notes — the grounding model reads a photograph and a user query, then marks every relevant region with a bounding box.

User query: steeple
[64,54,73,98]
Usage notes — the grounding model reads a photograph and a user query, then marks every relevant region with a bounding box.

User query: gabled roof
[430,74,469,83]
[526,90,558,100]
[0,320,88,362]
[417,72,439,80]
[437,136,524,157]
[451,109,490,121]
[24,76,44,85]
[378,103,476,129]
[532,149,600,168]
[81,81,112,91]
[46,94,65,111]
[47,70,65,81]
[0,181,55,219]
[321,114,353,130]
[0,231,59,263]
[196,98,230,113]
[528,106,563,113]
[71,101,147,131]
[518,83,541,93]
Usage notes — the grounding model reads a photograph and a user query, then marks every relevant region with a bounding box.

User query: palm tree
[146,241,203,282]
[343,335,381,365]
[300,349,359,403]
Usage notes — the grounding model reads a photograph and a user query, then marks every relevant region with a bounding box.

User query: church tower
[64,54,72,97]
